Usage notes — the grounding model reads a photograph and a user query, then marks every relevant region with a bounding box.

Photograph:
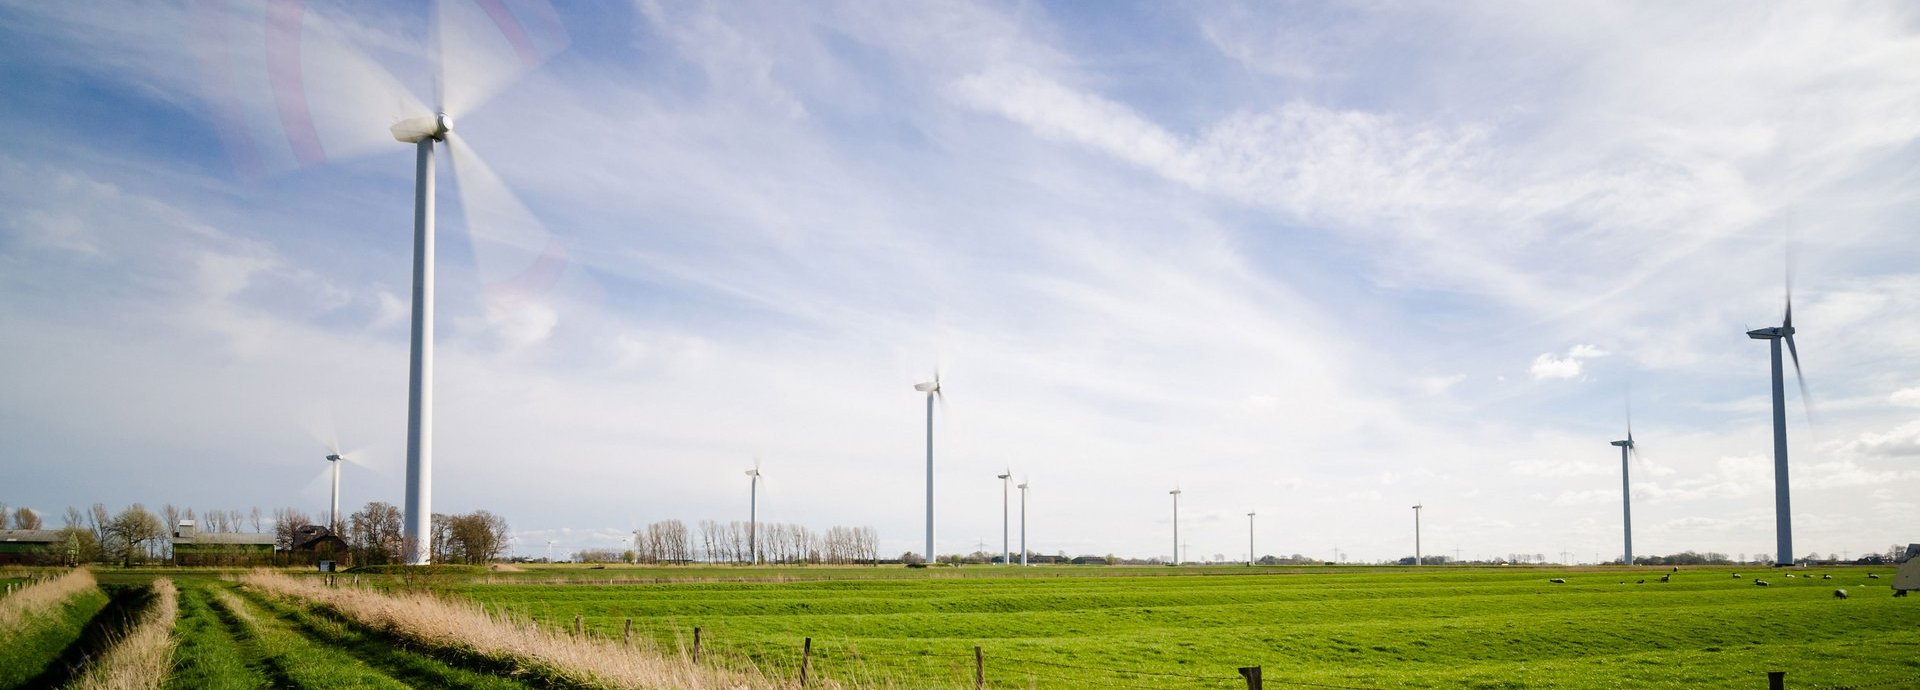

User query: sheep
[1822,574,1832,580]
[1636,579,1645,584]
[1732,573,1742,578]
[1833,589,1848,599]
[1755,580,1771,587]
[1785,573,1796,578]
[1868,573,1880,579]
[1658,574,1670,583]
[1549,578,1567,584]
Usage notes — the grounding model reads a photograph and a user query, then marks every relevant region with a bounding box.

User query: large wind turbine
[997,469,1012,565]
[1747,273,1813,567]
[326,453,344,531]
[746,461,762,565]
[1610,417,1636,565]
[1411,503,1423,566]
[1247,511,1256,567]
[914,374,943,563]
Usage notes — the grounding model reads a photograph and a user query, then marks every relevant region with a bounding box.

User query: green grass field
[0,585,110,688]
[454,564,1920,689]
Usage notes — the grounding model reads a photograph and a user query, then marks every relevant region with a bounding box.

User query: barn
[0,529,64,565]
[171,520,277,566]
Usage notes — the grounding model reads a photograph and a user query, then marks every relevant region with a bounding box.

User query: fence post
[1238,666,1263,690]
[974,646,984,690]
[799,637,812,686]
[623,618,632,647]
[693,626,703,663]
[574,614,583,637]
[1768,671,1785,690]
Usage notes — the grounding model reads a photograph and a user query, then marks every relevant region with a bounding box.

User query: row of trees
[622,520,881,565]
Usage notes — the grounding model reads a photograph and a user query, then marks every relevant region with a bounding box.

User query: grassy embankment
[0,568,111,689]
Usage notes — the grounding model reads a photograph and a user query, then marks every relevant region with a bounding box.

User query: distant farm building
[1070,555,1110,565]
[171,520,276,566]
[289,525,350,567]
[0,529,64,565]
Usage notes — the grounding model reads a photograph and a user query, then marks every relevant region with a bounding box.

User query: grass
[164,580,270,690]
[0,570,110,689]
[69,578,179,690]
[449,564,1920,689]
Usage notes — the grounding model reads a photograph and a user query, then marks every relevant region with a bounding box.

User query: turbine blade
[1785,334,1814,422]
[445,135,569,341]
[436,0,569,115]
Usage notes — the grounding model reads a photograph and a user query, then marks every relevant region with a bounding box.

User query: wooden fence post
[799,637,812,686]
[1238,666,1262,690]
[1768,671,1785,690]
[623,618,632,647]
[574,614,583,637]
[974,646,984,690]
[693,627,703,663]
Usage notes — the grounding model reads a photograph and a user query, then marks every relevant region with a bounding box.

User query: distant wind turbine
[1169,488,1182,566]
[1411,503,1424,566]
[914,374,944,562]
[1017,478,1029,566]
[746,460,762,565]
[997,469,1012,565]
[1247,511,1256,567]
[1610,406,1637,565]
[1746,264,1814,567]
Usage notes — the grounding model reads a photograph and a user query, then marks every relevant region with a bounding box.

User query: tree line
[0,499,510,567]
[589,520,879,565]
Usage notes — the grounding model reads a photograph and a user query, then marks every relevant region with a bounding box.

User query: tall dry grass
[0,568,97,634]
[68,578,178,690]
[240,571,845,689]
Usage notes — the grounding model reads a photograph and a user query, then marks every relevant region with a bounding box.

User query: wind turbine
[746,460,762,565]
[1610,407,1637,565]
[1017,477,1029,566]
[326,453,344,531]
[1247,511,1256,567]
[1411,503,1423,566]
[997,469,1012,565]
[1746,268,1813,567]
[914,374,944,563]
[1169,488,1182,566]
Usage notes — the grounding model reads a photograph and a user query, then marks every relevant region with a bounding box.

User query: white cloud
[1529,344,1610,381]
[1891,388,1920,408]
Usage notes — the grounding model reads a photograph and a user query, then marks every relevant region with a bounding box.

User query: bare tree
[10,507,43,530]
[249,507,264,533]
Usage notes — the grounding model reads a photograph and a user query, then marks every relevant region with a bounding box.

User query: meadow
[3,564,1916,689]
[457,564,1920,689]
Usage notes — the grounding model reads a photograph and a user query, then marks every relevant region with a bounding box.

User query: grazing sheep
[1636,579,1645,584]
[1549,578,1567,584]
[1834,589,1848,599]
[1785,573,1796,578]
[1658,574,1670,583]
[1732,573,1742,578]
[1672,567,1679,572]
[1755,580,1771,587]
[1822,574,1832,580]
[1868,573,1881,579]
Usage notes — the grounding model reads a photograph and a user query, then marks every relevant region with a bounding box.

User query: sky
[2,0,1917,564]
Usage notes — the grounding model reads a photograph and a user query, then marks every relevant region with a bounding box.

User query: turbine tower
[746,461,762,565]
[1169,488,1182,566]
[326,453,344,532]
[1746,275,1811,567]
[1610,424,1636,565]
[1411,503,1423,566]
[1017,478,1029,566]
[393,110,448,565]
[997,469,1012,565]
[914,375,943,563]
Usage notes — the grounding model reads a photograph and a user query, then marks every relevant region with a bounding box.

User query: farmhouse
[171,520,276,566]
[0,529,64,565]
[289,525,350,567]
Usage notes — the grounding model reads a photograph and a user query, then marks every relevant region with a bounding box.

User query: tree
[273,508,313,551]
[442,511,511,564]
[347,501,404,566]
[11,507,43,530]
[104,504,164,567]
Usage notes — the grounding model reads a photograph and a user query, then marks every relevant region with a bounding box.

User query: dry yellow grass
[68,578,178,690]
[239,571,840,690]
[0,568,97,634]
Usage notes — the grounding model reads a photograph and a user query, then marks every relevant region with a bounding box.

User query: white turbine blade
[436,0,568,115]
[194,0,426,173]
[299,465,333,504]
[445,136,569,343]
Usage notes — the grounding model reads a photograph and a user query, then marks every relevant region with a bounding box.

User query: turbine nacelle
[325,453,342,462]
[1746,325,1793,340]
[1609,439,1634,448]
[391,113,453,143]
[914,381,940,393]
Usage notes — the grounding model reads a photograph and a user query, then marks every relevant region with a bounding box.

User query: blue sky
[2,0,1918,563]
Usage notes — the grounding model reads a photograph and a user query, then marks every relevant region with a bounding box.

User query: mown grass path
[456,565,1920,689]
[0,586,109,689]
